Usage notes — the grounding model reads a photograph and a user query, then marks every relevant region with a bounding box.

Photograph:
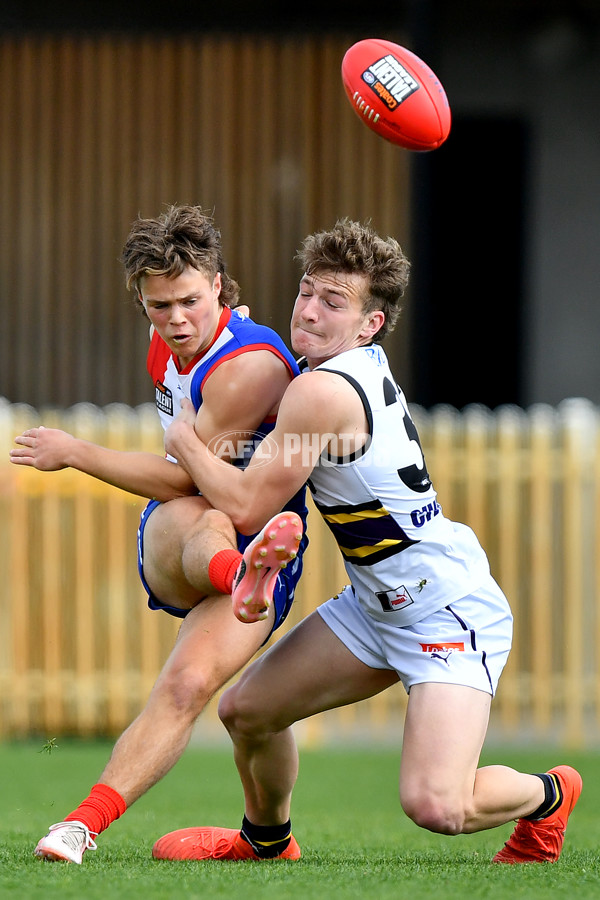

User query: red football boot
[152,826,301,861]
[232,512,303,623]
[492,765,582,863]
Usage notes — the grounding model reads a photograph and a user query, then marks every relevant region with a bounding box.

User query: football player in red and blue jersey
[12,205,307,864]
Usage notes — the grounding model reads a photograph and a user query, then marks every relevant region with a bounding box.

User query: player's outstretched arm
[10,426,196,502]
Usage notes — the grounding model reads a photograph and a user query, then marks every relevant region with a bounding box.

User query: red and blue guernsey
[141,305,308,626]
[147,306,296,438]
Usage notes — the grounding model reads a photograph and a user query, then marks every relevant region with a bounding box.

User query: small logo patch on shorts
[376,585,414,612]
[420,642,465,653]
[420,642,465,665]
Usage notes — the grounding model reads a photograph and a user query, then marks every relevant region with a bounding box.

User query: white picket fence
[1,397,599,747]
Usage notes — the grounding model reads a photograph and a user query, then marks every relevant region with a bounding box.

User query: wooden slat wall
[1,397,600,746]
[0,33,411,409]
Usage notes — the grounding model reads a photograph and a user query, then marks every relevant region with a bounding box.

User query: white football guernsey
[304,344,491,626]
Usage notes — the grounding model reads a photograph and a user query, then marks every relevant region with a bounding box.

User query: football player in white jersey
[10,205,306,863]
[154,219,581,865]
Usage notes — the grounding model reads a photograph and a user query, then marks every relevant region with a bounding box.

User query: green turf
[1,740,599,899]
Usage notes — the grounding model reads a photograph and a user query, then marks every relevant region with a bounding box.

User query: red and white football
[341,38,451,151]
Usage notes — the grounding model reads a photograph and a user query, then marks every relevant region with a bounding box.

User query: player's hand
[9,426,73,471]
[164,398,197,459]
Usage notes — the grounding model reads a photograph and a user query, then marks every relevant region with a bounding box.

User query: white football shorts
[317,576,513,696]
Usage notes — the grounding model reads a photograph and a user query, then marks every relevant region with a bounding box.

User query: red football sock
[208,548,242,594]
[65,783,127,836]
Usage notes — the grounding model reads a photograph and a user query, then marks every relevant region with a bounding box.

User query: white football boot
[34,820,98,864]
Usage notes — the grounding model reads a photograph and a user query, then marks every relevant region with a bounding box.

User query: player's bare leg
[400,682,581,860]
[219,614,397,823]
[97,494,255,802]
[35,496,267,862]
[399,683,541,833]
[141,496,238,607]
[151,613,398,861]
[35,597,273,863]
[99,597,273,802]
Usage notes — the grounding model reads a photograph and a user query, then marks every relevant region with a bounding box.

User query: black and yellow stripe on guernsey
[314,498,418,566]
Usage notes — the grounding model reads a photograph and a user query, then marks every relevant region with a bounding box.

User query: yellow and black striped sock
[525,772,563,821]
[240,815,292,858]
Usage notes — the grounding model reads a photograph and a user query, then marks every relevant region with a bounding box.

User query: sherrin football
[341,38,451,151]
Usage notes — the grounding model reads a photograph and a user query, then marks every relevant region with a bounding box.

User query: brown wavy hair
[122,204,240,310]
[297,218,410,340]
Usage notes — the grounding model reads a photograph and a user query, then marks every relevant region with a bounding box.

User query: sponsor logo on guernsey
[410,500,442,527]
[155,381,174,416]
[376,585,415,612]
[362,54,419,111]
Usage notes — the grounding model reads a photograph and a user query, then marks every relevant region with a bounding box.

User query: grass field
[1,739,599,899]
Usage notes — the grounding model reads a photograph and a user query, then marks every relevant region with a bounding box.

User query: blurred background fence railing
[1,397,599,748]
